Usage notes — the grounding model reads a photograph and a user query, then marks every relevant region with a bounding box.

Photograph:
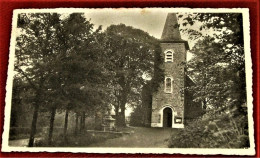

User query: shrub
[168,108,249,148]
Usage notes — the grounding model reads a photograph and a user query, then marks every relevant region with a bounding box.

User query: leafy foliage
[184,13,246,113]
[12,13,159,146]
[14,13,112,145]
[103,24,158,126]
[168,13,249,149]
[168,107,249,148]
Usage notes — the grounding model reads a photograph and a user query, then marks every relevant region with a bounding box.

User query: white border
[2,8,254,155]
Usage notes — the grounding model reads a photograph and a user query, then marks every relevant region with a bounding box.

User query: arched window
[165,77,172,93]
[165,51,173,62]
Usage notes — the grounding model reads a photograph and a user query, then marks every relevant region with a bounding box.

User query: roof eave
[160,40,190,50]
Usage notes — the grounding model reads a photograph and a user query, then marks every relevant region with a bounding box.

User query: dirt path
[88,127,177,148]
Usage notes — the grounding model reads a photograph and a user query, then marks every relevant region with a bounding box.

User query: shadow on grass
[35,128,132,147]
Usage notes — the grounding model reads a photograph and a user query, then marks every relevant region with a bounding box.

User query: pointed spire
[161,13,182,41]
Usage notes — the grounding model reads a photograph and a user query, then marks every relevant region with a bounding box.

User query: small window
[165,77,172,93]
[165,51,173,62]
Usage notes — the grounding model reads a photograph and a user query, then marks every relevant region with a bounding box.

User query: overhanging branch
[14,66,38,90]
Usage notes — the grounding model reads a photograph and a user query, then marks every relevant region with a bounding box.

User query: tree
[10,77,34,128]
[179,13,246,112]
[129,43,164,127]
[56,13,97,139]
[104,24,158,126]
[188,37,231,109]
[16,13,62,146]
[16,12,114,146]
[50,13,110,139]
[168,13,249,148]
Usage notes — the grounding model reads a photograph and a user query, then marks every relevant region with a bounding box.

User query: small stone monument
[102,105,116,131]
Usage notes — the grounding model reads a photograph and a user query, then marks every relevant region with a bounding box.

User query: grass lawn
[35,127,132,147]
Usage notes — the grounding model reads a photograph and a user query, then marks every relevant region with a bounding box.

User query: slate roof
[161,13,190,50]
[161,13,182,41]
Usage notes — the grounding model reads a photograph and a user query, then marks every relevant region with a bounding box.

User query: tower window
[165,77,172,93]
[165,50,173,62]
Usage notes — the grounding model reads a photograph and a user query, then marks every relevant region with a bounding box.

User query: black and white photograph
[1,8,254,155]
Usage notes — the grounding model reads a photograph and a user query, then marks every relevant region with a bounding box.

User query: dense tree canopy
[103,24,158,126]
[15,13,112,146]
[178,13,246,112]
[12,13,159,146]
[168,13,249,148]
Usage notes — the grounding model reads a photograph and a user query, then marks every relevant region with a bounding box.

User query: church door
[163,107,172,127]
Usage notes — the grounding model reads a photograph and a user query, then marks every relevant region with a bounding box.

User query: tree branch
[15,66,38,90]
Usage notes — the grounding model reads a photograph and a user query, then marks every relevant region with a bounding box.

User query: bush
[168,109,249,148]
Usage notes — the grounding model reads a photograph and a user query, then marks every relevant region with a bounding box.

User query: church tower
[151,13,189,128]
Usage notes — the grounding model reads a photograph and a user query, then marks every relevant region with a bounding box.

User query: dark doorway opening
[163,107,172,127]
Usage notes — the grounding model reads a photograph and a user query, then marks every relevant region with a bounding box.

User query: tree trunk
[115,104,119,126]
[117,79,130,127]
[120,104,126,127]
[114,89,120,127]
[118,94,127,127]
[48,106,56,145]
[81,111,85,133]
[79,115,82,133]
[28,101,40,147]
[75,112,79,135]
[28,91,41,147]
[95,111,102,130]
[63,107,69,141]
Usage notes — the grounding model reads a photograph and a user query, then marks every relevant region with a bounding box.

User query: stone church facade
[149,13,203,128]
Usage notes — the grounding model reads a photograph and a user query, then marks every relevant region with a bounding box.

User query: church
[144,13,204,128]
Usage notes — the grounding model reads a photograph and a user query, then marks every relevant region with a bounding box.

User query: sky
[81,8,205,62]
[84,9,170,40]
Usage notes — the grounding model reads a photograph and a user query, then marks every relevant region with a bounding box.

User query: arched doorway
[163,107,172,127]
